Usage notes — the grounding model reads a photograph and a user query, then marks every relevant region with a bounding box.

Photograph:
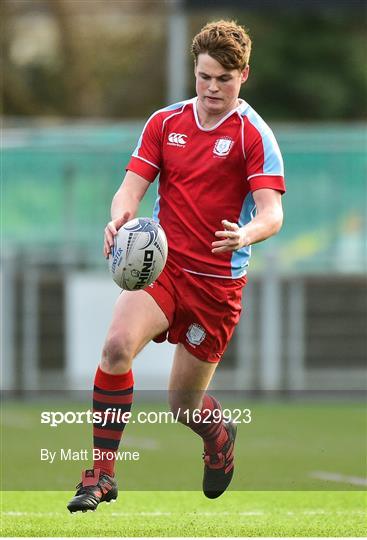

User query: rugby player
[67,19,285,513]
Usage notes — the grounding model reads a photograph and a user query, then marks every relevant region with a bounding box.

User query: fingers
[212,233,241,253]
[105,222,116,245]
[212,246,232,254]
[212,233,239,253]
[104,229,114,258]
[104,240,111,259]
[212,220,243,254]
[212,238,240,253]
[214,230,238,239]
[222,219,238,231]
[104,215,129,259]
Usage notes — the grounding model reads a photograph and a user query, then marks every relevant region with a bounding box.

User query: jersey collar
[192,97,249,131]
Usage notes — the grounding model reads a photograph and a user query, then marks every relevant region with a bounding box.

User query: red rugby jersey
[126,97,285,278]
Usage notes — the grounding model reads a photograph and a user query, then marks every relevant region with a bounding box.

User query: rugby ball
[108,217,168,290]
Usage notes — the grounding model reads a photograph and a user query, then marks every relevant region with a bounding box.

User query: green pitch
[1,490,366,536]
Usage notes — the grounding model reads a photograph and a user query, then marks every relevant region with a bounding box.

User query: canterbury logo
[168,132,187,146]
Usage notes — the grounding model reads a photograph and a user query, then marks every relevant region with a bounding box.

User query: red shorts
[144,258,247,363]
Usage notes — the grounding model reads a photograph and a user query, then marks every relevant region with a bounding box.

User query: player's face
[195,53,249,118]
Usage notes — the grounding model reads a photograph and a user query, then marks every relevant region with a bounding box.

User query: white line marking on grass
[3,509,365,518]
[111,512,266,517]
[310,471,367,486]
[238,511,265,516]
[303,510,326,515]
[111,512,172,516]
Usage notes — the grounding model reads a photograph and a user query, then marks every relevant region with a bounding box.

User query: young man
[67,20,285,512]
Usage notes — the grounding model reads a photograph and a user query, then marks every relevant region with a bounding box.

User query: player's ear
[241,65,250,84]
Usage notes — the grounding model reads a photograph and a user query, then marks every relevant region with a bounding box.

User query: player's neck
[196,98,241,129]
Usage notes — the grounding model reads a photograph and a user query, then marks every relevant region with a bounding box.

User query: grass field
[1,490,366,536]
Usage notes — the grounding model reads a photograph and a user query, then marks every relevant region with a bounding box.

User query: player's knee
[101,332,135,372]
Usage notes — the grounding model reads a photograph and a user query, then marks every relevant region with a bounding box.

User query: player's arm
[212,188,283,254]
[104,171,150,257]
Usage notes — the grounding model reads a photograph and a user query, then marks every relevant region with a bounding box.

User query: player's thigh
[168,343,218,411]
[105,289,169,358]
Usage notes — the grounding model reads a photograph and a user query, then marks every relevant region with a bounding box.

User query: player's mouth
[206,96,223,102]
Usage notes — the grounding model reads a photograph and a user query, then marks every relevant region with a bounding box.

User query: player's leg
[168,342,217,403]
[93,289,169,473]
[101,289,169,374]
[67,290,169,513]
[168,344,226,447]
[168,344,236,499]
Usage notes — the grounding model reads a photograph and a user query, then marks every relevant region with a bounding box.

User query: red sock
[186,394,228,453]
[92,366,134,477]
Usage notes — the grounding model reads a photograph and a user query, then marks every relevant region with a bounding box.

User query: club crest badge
[186,323,206,347]
[213,137,233,157]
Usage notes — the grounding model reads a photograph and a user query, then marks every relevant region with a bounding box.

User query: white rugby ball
[108,217,168,290]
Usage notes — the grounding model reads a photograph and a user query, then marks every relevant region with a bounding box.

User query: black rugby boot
[203,421,237,499]
[67,469,118,513]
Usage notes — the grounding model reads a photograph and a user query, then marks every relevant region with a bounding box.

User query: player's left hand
[212,219,248,254]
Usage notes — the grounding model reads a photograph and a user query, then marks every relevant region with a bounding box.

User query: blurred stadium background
[1,0,366,395]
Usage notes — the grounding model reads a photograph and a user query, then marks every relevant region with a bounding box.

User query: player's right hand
[104,211,130,258]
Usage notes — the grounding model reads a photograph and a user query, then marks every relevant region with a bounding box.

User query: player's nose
[208,79,219,92]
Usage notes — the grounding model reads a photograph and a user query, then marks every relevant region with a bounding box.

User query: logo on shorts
[213,137,233,157]
[186,323,206,347]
